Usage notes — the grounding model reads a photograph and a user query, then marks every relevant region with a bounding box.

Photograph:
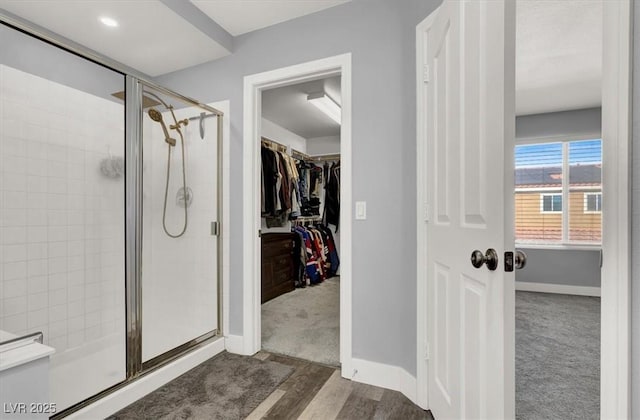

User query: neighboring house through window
[541,193,562,213]
[515,139,602,245]
[584,192,602,213]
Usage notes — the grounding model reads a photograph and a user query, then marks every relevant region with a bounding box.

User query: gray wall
[631,2,640,417]
[157,0,439,375]
[515,248,601,288]
[515,108,602,289]
[307,135,341,155]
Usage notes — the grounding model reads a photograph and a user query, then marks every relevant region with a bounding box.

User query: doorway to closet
[258,76,342,366]
[242,53,354,378]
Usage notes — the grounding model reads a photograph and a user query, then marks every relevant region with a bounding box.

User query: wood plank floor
[247,352,433,420]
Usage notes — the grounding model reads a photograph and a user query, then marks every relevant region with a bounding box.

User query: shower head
[148,108,176,146]
[148,108,163,122]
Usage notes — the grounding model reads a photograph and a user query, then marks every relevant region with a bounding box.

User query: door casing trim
[241,54,353,376]
[600,1,632,417]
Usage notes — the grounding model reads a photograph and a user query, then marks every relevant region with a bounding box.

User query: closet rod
[293,216,322,222]
[310,153,341,162]
[292,217,322,227]
[291,148,311,160]
[291,149,340,162]
[261,136,287,152]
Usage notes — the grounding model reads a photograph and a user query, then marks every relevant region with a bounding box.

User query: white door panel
[419,1,516,418]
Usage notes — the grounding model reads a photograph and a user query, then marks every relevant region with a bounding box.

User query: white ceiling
[0,0,350,76]
[262,76,341,139]
[190,0,350,36]
[0,0,231,77]
[0,0,602,115]
[516,0,602,116]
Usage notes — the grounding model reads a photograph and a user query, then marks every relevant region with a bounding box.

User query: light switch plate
[355,201,367,220]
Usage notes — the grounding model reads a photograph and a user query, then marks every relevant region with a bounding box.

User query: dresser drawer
[262,240,293,258]
[271,254,292,270]
[271,266,293,286]
[261,233,296,303]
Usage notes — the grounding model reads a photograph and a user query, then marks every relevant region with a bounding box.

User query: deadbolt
[470,248,499,271]
[514,250,527,270]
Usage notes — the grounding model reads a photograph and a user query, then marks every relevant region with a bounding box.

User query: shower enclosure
[139,84,221,367]
[0,19,223,417]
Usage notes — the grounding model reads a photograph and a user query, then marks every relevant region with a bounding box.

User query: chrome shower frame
[0,11,225,420]
[129,78,224,372]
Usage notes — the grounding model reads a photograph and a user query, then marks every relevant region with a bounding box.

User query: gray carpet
[516,291,600,420]
[109,352,293,420]
[262,277,340,366]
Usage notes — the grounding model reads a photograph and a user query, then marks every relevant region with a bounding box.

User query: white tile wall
[0,65,126,411]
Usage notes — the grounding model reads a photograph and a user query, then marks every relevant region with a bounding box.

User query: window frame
[539,193,563,213]
[514,135,602,248]
[583,192,603,214]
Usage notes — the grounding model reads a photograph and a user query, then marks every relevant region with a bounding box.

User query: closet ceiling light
[99,16,119,28]
[307,92,341,125]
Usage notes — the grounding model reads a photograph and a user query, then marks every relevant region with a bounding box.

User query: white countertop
[0,330,55,372]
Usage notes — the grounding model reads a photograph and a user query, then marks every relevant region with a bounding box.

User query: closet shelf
[293,216,322,222]
[261,136,288,153]
[291,148,340,162]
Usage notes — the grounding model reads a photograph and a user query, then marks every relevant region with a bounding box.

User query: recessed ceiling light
[99,16,119,28]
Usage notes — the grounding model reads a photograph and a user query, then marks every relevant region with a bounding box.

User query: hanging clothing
[317,224,340,276]
[261,145,303,226]
[296,159,324,217]
[291,223,339,286]
[261,147,278,216]
[291,233,305,288]
[293,225,321,285]
[323,161,340,231]
[310,165,323,197]
[277,152,290,212]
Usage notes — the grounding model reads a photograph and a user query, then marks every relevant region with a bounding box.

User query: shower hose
[162,129,188,238]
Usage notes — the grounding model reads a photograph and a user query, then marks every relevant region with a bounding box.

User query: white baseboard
[224,334,250,355]
[66,338,225,419]
[349,358,417,405]
[516,281,601,297]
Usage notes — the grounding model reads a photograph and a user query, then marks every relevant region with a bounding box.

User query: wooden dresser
[261,233,295,303]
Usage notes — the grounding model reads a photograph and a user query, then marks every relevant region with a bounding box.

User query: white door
[418,1,516,418]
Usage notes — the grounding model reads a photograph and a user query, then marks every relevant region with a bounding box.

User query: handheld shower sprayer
[144,91,189,238]
[148,108,176,146]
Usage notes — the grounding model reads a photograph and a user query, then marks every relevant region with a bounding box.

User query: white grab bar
[0,331,44,353]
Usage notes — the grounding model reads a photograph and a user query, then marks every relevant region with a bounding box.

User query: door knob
[470,248,499,271]
[514,250,527,270]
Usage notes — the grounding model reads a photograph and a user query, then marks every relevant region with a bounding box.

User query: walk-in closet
[259,76,342,366]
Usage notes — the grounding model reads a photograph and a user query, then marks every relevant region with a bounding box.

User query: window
[584,192,602,213]
[515,139,602,245]
[541,194,562,213]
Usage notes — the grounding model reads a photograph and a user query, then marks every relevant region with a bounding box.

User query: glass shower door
[0,20,223,417]
[139,85,220,364]
[0,23,126,412]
